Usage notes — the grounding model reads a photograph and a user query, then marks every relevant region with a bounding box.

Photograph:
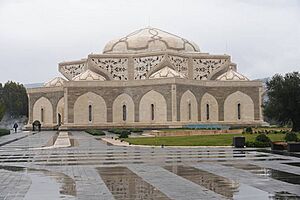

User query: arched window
[151,104,155,121]
[206,104,210,120]
[41,108,44,122]
[188,102,191,120]
[237,103,241,120]
[88,105,92,122]
[122,105,127,121]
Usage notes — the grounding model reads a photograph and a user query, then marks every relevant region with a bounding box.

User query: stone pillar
[258,87,264,121]
[64,88,68,123]
[128,57,134,80]
[188,57,193,80]
[171,84,177,122]
[27,94,32,124]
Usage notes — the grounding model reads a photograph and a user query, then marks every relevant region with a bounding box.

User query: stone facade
[26,27,264,130]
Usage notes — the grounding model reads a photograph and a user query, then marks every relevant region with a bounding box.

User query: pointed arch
[113,93,135,123]
[180,90,198,122]
[201,93,219,122]
[32,97,53,125]
[224,91,254,122]
[139,90,167,122]
[74,92,107,124]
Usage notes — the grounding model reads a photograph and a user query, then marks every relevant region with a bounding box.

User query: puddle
[45,133,59,146]
[0,165,24,171]
[233,183,274,199]
[273,191,300,199]
[164,165,240,198]
[68,133,79,147]
[258,149,300,158]
[164,165,299,199]
[97,166,170,200]
[69,139,79,147]
[223,163,300,185]
[0,165,76,199]
[283,162,300,167]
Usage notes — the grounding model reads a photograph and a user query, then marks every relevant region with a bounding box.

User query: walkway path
[0,131,299,199]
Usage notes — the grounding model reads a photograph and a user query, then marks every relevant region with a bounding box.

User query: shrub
[245,141,271,148]
[129,128,143,133]
[85,129,105,136]
[245,127,253,134]
[284,132,299,142]
[119,131,130,138]
[256,134,271,144]
[108,128,132,135]
[108,128,118,133]
[0,128,10,136]
[245,134,271,147]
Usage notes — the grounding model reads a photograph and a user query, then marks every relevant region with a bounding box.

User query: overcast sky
[0,0,299,84]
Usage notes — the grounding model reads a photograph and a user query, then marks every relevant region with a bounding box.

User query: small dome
[72,69,106,81]
[103,27,200,54]
[216,67,249,81]
[44,77,66,87]
[149,66,186,79]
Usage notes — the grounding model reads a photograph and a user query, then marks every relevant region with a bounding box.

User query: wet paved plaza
[0,131,300,200]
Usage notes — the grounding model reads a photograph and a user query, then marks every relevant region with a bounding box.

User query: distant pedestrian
[13,123,18,133]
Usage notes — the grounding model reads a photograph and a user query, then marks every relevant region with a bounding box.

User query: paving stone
[0,130,300,199]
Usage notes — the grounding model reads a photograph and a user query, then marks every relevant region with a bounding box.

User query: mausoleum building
[26,27,264,129]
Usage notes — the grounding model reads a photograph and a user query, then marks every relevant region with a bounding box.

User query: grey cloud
[0,0,299,83]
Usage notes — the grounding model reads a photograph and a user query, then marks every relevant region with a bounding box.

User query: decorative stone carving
[216,67,249,81]
[44,77,66,87]
[193,59,227,80]
[91,58,128,80]
[133,55,164,79]
[149,66,185,79]
[60,63,85,80]
[72,69,106,81]
[168,55,188,77]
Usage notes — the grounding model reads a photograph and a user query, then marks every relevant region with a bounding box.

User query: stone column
[128,56,134,80]
[64,87,68,124]
[188,57,193,80]
[27,94,32,124]
[171,84,177,122]
[258,86,264,121]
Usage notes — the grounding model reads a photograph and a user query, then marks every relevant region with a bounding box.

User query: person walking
[13,123,18,133]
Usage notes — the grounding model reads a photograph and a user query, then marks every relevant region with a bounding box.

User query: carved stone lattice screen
[193,59,227,80]
[133,56,164,79]
[168,55,188,77]
[60,63,85,79]
[91,58,128,80]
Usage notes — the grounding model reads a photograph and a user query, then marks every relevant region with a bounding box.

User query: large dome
[103,27,200,54]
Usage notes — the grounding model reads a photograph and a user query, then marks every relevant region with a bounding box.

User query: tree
[264,72,300,132]
[0,83,5,121]
[2,81,28,117]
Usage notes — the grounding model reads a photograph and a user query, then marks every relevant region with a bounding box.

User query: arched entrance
[58,113,62,126]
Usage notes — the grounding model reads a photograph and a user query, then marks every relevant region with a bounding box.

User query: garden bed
[124,133,285,146]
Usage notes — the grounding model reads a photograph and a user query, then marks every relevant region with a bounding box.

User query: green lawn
[124,133,285,146]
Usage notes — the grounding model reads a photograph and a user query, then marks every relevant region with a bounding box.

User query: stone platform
[0,131,300,199]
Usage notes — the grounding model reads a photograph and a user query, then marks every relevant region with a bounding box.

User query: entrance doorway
[58,114,62,126]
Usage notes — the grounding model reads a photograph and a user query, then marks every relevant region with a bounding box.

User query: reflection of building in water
[26,27,265,130]
[97,167,169,200]
[165,165,239,198]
